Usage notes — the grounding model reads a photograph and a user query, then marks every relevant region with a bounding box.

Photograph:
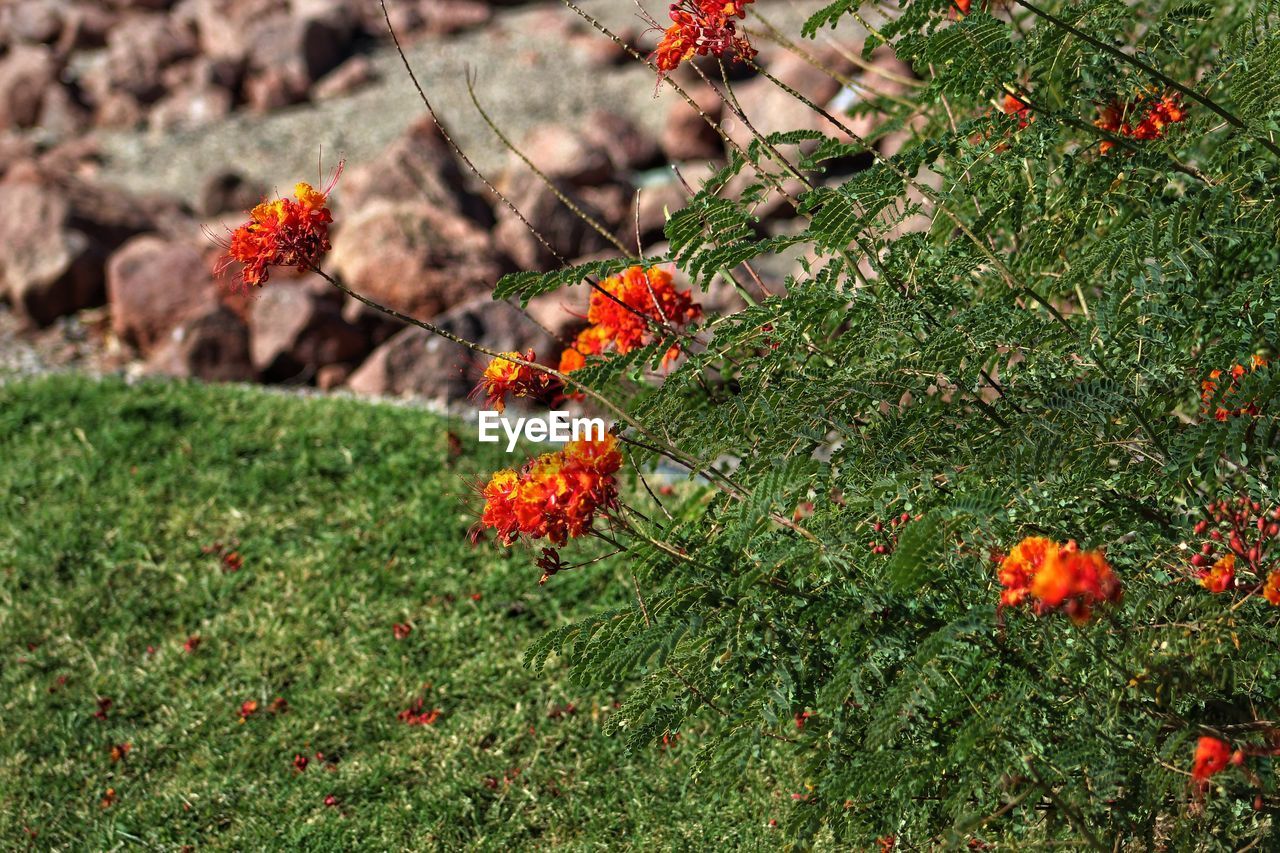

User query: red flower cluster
[998,536,1122,622]
[218,169,340,290]
[1201,355,1268,421]
[1190,496,1280,605]
[1094,93,1187,154]
[476,350,556,413]
[1191,736,1241,783]
[559,266,702,376]
[1002,93,1031,129]
[478,434,623,549]
[652,1,756,78]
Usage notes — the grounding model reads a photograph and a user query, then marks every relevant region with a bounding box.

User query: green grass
[0,376,787,850]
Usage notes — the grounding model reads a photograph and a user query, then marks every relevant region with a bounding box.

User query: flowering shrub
[238,0,1280,845]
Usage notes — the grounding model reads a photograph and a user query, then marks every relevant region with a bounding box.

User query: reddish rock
[106,236,218,354]
[97,13,198,104]
[0,45,59,130]
[192,0,281,61]
[577,182,634,234]
[243,8,352,89]
[420,0,491,35]
[0,134,38,180]
[571,25,638,68]
[148,82,233,132]
[347,296,555,400]
[196,171,267,218]
[244,67,307,112]
[6,0,64,45]
[316,362,353,390]
[722,48,857,152]
[580,111,661,173]
[313,55,376,100]
[248,276,368,381]
[0,167,153,326]
[55,3,119,51]
[338,117,492,226]
[511,123,613,186]
[661,81,724,162]
[37,82,91,137]
[147,304,256,382]
[328,201,506,320]
[493,172,611,271]
[632,179,687,246]
[94,91,146,129]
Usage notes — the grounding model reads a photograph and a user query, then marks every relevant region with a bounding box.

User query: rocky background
[0,0,908,403]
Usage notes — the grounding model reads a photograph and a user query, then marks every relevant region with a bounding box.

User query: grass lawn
[0,376,790,850]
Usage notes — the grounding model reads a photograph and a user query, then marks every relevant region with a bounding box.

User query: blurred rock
[347,296,554,400]
[313,55,376,100]
[98,13,198,104]
[0,134,38,180]
[0,165,154,326]
[196,171,266,217]
[248,276,367,381]
[55,3,118,52]
[243,8,352,90]
[580,110,661,173]
[512,123,612,186]
[577,182,634,233]
[6,0,64,45]
[192,0,280,61]
[244,66,307,112]
[37,82,91,137]
[149,81,233,132]
[328,200,506,319]
[421,0,491,35]
[632,179,686,246]
[0,45,59,130]
[94,91,146,129]
[315,361,352,390]
[493,172,611,271]
[106,235,218,353]
[571,25,638,68]
[661,81,724,162]
[339,116,493,225]
[723,48,857,152]
[147,303,255,381]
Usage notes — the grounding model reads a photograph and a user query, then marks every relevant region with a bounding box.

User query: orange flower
[476,350,555,413]
[1264,570,1280,606]
[1191,736,1232,782]
[560,266,702,381]
[478,434,623,551]
[652,0,756,79]
[998,536,1053,608]
[998,536,1120,622]
[217,167,341,290]
[1002,93,1032,129]
[480,469,522,546]
[1200,355,1268,420]
[1198,553,1235,594]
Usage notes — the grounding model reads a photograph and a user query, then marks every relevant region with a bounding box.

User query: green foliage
[500,0,1280,847]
